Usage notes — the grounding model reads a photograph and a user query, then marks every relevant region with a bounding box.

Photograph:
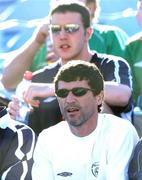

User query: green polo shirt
[124,32,142,108]
[29,43,47,72]
[89,24,128,57]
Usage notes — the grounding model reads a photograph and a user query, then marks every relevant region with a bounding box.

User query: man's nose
[66,91,76,103]
[59,28,68,38]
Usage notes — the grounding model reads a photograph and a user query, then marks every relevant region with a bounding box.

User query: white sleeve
[32,132,54,180]
[106,123,139,180]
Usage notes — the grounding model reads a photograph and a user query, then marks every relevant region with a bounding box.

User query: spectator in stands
[1,21,58,90]
[8,1,132,135]
[124,35,142,110]
[124,0,142,137]
[125,0,142,110]
[86,0,129,58]
[1,0,128,91]
[127,2,142,178]
[0,106,36,179]
[32,60,139,179]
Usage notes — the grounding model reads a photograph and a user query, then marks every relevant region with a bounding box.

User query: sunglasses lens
[56,89,69,98]
[51,24,80,34]
[65,24,80,33]
[72,88,88,96]
[51,25,61,34]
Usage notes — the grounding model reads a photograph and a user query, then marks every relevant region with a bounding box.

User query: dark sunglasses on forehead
[50,24,80,34]
[56,87,96,98]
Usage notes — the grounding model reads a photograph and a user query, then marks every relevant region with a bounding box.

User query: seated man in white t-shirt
[32,60,139,180]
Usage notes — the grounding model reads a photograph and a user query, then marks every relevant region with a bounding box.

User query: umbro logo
[57,172,73,177]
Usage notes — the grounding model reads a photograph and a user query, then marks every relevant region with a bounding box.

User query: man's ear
[96,91,104,106]
[86,27,93,39]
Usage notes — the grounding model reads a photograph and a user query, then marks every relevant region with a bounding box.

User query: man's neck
[68,113,98,137]
[61,52,93,66]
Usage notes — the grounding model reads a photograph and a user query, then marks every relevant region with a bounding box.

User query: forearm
[104,81,132,107]
[2,39,42,90]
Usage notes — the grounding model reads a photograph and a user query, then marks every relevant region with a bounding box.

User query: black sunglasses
[50,24,80,34]
[56,87,95,98]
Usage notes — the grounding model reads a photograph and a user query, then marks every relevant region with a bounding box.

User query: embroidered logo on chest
[91,162,99,177]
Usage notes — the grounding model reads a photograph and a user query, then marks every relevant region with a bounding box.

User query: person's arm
[7,83,55,120]
[104,81,131,107]
[1,23,49,90]
[23,83,55,107]
[22,56,131,108]
[101,55,132,109]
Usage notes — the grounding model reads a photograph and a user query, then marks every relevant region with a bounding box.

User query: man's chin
[60,57,72,62]
[68,119,84,127]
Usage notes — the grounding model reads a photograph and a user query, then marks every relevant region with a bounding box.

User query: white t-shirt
[32,114,139,180]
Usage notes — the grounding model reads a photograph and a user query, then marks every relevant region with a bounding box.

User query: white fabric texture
[32,114,139,180]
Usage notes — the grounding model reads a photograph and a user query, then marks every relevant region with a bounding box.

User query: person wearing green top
[124,0,142,110]
[125,32,142,109]
[30,44,47,72]
[83,0,129,57]
[89,23,128,58]
[124,0,142,137]
[127,1,142,177]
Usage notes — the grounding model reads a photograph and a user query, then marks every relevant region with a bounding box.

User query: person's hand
[7,96,20,120]
[23,83,55,107]
[34,22,49,45]
[34,21,59,63]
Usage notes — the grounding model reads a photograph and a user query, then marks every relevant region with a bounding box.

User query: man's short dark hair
[86,0,96,4]
[54,60,104,96]
[50,1,90,29]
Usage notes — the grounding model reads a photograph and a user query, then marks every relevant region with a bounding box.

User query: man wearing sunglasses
[8,1,133,135]
[32,60,139,179]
